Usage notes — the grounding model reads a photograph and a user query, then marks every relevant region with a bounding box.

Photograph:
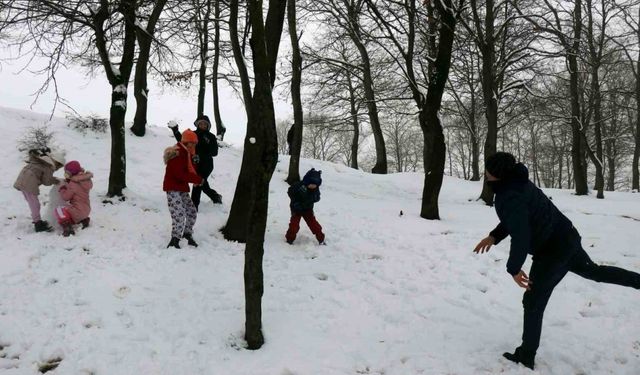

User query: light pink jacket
[59,171,93,223]
[14,155,59,195]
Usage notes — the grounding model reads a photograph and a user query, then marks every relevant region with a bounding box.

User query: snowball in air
[249,137,256,144]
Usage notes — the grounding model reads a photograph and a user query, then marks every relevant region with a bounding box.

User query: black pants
[191,171,220,210]
[521,232,640,353]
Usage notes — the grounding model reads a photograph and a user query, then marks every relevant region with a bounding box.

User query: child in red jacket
[163,129,203,249]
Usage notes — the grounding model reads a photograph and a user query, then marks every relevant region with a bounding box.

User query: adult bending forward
[474,152,640,370]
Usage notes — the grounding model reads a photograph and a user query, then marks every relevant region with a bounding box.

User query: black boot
[211,193,222,204]
[183,233,198,247]
[34,220,53,233]
[503,347,535,370]
[167,237,181,249]
[80,217,90,229]
[62,224,75,237]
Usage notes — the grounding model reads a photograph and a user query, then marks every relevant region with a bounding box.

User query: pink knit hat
[64,160,83,176]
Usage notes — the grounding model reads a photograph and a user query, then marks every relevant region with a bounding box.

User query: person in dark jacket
[168,115,222,209]
[473,152,640,370]
[285,168,325,245]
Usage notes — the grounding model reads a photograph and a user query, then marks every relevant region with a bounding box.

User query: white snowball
[249,137,256,144]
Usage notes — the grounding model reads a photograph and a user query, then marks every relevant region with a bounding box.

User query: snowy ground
[0,106,639,375]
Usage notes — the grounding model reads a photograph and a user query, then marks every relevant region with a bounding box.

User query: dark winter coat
[488,163,575,275]
[171,127,218,176]
[288,181,321,213]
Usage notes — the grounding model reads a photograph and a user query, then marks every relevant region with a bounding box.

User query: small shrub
[17,125,56,152]
[67,115,108,134]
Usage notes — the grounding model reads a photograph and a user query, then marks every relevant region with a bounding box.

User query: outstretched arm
[168,121,181,142]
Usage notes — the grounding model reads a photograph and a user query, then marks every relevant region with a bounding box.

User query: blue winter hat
[302,168,322,186]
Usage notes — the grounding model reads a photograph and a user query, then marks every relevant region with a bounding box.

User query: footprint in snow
[114,286,131,299]
[314,273,328,281]
[38,357,63,374]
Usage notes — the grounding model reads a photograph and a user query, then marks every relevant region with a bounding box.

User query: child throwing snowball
[163,129,203,249]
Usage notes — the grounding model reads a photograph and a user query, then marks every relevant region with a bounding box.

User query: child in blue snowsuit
[285,169,325,245]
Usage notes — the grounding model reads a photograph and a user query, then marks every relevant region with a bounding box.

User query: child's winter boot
[183,233,198,247]
[503,346,535,370]
[167,237,181,249]
[62,224,75,237]
[212,193,222,204]
[80,217,90,229]
[34,220,53,233]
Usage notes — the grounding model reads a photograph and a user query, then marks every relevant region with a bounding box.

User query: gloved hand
[167,120,179,129]
[192,154,200,164]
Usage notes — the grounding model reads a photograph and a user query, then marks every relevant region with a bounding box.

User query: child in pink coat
[56,160,93,237]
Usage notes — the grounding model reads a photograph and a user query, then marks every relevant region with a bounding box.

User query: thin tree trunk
[197,0,212,117]
[420,0,459,220]
[568,0,588,195]
[347,71,359,169]
[470,92,480,181]
[347,6,387,174]
[634,17,640,191]
[130,0,167,137]
[585,0,604,198]
[212,0,226,139]
[605,137,616,191]
[222,0,255,242]
[286,0,303,185]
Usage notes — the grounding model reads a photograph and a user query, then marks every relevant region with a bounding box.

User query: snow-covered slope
[0,106,639,375]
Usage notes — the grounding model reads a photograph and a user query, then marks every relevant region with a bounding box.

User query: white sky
[0,51,293,146]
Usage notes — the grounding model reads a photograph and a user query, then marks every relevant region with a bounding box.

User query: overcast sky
[0,50,293,146]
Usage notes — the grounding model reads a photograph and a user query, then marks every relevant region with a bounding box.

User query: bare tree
[286,0,304,184]
[0,0,142,197]
[514,0,590,195]
[303,34,368,170]
[460,0,535,204]
[364,0,464,219]
[131,0,169,137]
[308,0,388,174]
[211,0,227,139]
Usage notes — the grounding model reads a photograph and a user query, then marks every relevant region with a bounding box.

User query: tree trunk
[197,0,212,117]
[469,85,480,181]
[243,0,286,350]
[634,26,640,191]
[131,33,150,137]
[222,0,256,242]
[286,0,303,185]
[212,0,226,139]
[130,0,167,137]
[585,0,604,198]
[108,89,128,196]
[94,0,136,197]
[420,0,459,220]
[348,7,387,174]
[605,137,616,191]
[347,71,359,169]
[568,0,588,195]
[476,0,499,205]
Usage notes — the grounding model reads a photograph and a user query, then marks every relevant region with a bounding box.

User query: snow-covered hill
[0,106,639,374]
